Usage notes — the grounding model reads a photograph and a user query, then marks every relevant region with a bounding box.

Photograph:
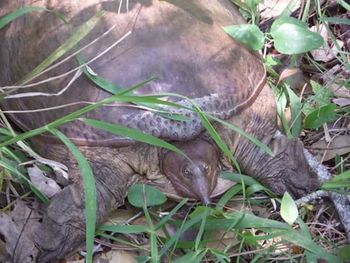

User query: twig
[303,149,350,240]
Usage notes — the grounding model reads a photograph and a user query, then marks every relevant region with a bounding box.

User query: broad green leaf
[21,11,105,84]
[270,16,308,34]
[224,24,264,51]
[127,184,166,208]
[304,104,337,129]
[271,17,323,54]
[49,128,96,263]
[280,192,298,225]
[0,6,46,30]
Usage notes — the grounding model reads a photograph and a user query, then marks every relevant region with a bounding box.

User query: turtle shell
[0,0,265,145]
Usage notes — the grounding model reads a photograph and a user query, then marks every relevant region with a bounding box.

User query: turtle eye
[183,167,190,176]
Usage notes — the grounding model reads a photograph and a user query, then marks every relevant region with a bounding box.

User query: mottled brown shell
[0,0,266,145]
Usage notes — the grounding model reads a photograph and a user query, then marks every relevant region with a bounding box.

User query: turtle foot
[258,135,320,198]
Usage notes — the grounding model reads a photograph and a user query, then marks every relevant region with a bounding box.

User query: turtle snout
[191,165,211,205]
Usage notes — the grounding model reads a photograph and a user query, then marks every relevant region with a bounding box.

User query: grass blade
[49,128,96,263]
[99,224,148,234]
[209,115,273,156]
[193,105,241,173]
[82,118,186,157]
[0,159,49,204]
[21,11,105,84]
[0,6,46,30]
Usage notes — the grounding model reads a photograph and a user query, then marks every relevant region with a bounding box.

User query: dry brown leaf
[310,24,344,62]
[206,230,239,251]
[278,68,302,84]
[106,208,138,225]
[328,83,350,98]
[0,240,11,263]
[259,0,299,20]
[310,135,350,162]
[28,165,61,198]
[278,68,311,93]
[99,250,138,263]
[333,98,350,107]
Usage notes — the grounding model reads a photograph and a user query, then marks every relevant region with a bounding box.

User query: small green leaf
[304,104,337,129]
[280,192,298,225]
[127,184,166,208]
[271,17,324,54]
[303,80,332,115]
[264,55,281,67]
[224,24,264,51]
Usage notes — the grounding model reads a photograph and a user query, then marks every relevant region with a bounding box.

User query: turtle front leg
[0,145,138,263]
[237,132,320,198]
[223,85,320,198]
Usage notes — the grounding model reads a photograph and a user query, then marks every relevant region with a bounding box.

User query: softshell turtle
[0,0,319,262]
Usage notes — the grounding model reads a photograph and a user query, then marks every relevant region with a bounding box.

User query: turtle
[0,0,320,262]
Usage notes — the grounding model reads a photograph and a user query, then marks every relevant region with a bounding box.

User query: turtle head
[161,138,219,204]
